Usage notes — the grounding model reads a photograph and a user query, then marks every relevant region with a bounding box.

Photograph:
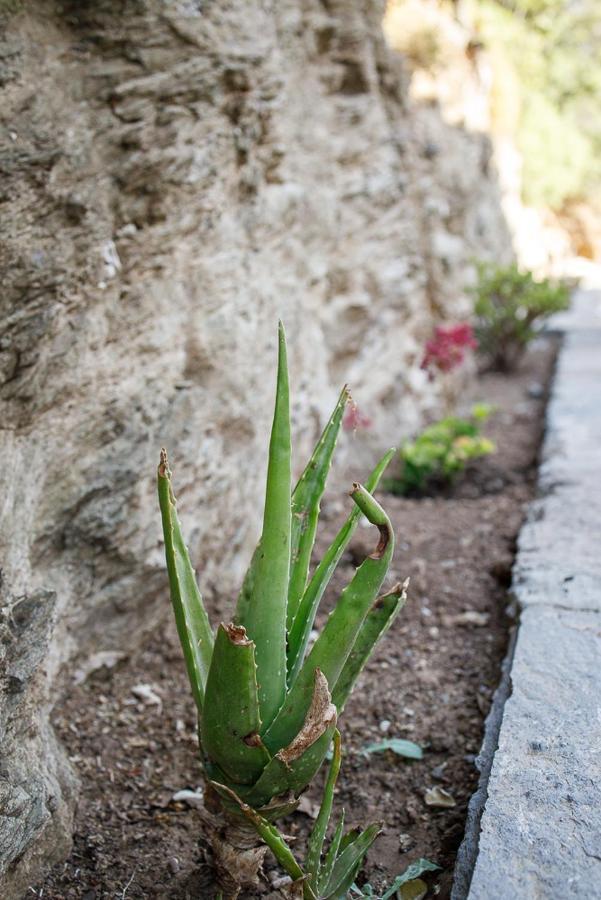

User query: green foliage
[388,406,495,495]
[470,261,569,369]
[212,732,381,900]
[472,0,601,210]
[158,323,407,825]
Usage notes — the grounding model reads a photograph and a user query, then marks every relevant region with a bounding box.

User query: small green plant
[217,731,381,899]
[470,262,569,371]
[158,323,407,893]
[388,404,495,495]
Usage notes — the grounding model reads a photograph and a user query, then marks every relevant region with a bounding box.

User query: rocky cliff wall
[0,1,512,894]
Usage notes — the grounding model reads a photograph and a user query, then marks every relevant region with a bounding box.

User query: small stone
[168,857,180,874]
[379,719,392,733]
[399,831,414,851]
[527,381,544,399]
[172,788,204,807]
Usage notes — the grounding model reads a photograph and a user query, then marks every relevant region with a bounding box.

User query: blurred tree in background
[472,0,601,211]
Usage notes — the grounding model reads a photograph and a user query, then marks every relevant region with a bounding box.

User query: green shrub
[388,404,495,495]
[470,262,569,370]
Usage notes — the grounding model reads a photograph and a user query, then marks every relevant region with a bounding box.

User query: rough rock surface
[459,290,601,899]
[0,1,512,894]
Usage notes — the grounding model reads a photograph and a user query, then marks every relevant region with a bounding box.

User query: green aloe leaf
[288,386,350,635]
[287,448,396,684]
[317,812,345,896]
[332,580,408,714]
[323,823,381,899]
[234,321,291,728]
[157,451,214,711]
[200,623,271,785]
[266,486,395,752]
[306,730,342,890]
[239,670,336,809]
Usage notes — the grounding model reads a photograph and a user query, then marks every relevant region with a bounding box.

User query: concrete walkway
[453,288,601,899]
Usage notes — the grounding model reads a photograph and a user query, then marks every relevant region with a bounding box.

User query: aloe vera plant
[157,323,407,893]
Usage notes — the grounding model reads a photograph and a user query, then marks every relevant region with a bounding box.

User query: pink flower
[343,404,373,431]
[421,323,477,376]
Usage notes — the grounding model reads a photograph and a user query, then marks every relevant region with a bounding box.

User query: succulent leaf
[332,580,409,714]
[322,823,381,899]
[201,623,271,785]
[240,671,337,809]
[266,486,395,752]
[234,321,292,728]
[287,448,396,683]
[316,812,345,896]
[306,730,342,890]
[157,450,214,711]
[287,386,349,633]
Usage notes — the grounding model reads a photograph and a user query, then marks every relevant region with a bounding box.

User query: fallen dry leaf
[424,786,456,808]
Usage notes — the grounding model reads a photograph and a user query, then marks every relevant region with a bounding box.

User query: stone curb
[452,289,601,900]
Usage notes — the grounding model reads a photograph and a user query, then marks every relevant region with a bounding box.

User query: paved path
[454,289,601,899]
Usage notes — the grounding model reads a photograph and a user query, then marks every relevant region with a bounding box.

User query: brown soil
[30,338,557,900]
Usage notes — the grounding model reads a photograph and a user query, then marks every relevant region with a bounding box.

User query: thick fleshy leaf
[239,671,336,809]
[331,580,408,714]
[234,322,291,728]
[287,448,396,684]
[317,813,345,896]
[200,623,271,785]
[323,823,381,899]
[157,450,214,711]
[287,387,349,634]
[266,486,395,753]
[209,783,311,893]
[306,730,342,889]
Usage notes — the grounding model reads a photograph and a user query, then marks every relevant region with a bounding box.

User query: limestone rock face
[0,1,511,893]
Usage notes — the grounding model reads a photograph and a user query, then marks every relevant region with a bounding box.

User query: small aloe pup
[157,323,408,895]
[216,731,381,899]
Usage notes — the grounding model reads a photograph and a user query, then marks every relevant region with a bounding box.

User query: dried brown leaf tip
[158,447,170,478]
[224,623,252,646]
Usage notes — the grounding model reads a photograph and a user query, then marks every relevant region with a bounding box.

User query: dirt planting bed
[30,337,558,900]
